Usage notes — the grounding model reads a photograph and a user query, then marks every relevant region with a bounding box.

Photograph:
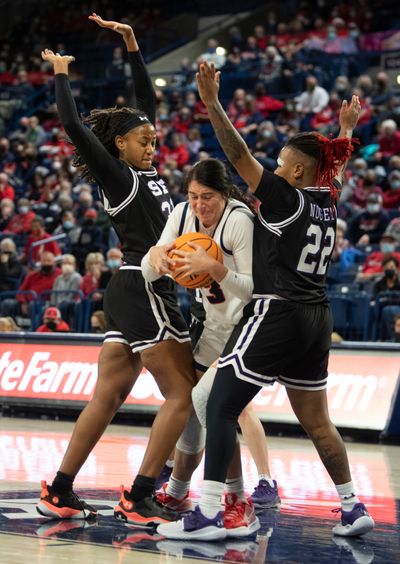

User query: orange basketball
[168,232,223,288]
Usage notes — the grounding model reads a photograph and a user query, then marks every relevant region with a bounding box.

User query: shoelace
[254,482,274,494]
[185,506,206,527]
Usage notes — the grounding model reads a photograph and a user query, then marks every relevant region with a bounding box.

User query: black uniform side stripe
[104,168,139,217]
[178,202,190,236]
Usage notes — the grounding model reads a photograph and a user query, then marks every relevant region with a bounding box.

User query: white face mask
[62,263,74,274]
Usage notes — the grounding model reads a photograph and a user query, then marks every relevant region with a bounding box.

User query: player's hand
[173,244,215,277]
[41,49,75,67]
[339,95,361,131]
[88,13,133,39]
[149,243,175,275]
[196,62,221,106]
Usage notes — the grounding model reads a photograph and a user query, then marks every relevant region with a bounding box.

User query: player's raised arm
[196,62,263,192]
[334,95,362,185]
[89,13,156,124]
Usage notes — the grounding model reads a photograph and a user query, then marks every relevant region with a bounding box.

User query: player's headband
[116,113,151,136]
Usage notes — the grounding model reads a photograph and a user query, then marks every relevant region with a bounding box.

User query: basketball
[168,232,223,288]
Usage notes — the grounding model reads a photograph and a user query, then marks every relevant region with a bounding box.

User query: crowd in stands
[0,0,400,341]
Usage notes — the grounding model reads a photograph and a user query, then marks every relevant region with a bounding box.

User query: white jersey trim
[104,167,139,217]
[257,189,305,237]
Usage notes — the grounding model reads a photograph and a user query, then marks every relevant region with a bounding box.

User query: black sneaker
[36,480,97,520]
[114,485,178,527]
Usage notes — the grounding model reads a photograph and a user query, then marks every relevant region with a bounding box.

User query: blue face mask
[367,204,380,214]
[107,259,120,270]
[328,31,337,41]
[391,180,400,190]
[380,243,395,254]
[63,220,74,230]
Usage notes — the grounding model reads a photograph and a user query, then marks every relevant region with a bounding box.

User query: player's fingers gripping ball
[168,232,223,288]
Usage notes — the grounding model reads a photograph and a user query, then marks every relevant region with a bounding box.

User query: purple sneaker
[157,504,226,540]
[332,503,375,537]
[155,464,173,491]
[250,479,281,509]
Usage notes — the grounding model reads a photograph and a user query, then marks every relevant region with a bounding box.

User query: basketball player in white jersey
[142,158,279,537]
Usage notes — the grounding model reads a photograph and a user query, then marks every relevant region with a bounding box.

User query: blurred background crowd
[0,0,399,341]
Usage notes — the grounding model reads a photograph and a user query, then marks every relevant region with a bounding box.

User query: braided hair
[71,107,147,184]
[183,158,256,214]
[286,132,358,200]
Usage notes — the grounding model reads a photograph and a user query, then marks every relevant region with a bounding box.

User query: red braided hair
[286,132,359,201]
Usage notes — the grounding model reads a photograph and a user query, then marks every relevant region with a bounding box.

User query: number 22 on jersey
[297,224,335,276]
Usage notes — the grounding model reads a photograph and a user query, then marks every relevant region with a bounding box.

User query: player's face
[117,124,157,170]
[274,147,304,186]
[188,180,226,228]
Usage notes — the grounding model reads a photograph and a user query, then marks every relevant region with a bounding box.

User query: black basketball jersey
[100,166,173,266]
[253,169,337,303]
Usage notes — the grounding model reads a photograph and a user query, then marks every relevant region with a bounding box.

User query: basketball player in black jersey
[158,63,374,540]
[36,15,195,526]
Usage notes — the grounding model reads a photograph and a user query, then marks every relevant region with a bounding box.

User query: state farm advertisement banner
[0,342,398,430]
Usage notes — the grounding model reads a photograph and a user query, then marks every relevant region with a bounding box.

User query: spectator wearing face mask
[51,254,82,307]
[373,256,400,297]
[53,210,81,247]
[0,238,25,291]
[36,306,70,333]
[295,75,329,130]
[98,247,122,291]
[347,193,390,246]
[90,310,106,334]
[5,198,36,235]
[382,170,400,209]
[72,208,104,269]
[21,216,61,264]
[357,232,400,281]
[347,169,383,212]
[375,119,400,164]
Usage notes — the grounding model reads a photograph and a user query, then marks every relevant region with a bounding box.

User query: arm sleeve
[218,211,254,302]
[127,51,156,125]
[141,205,183,282]
[254,169,299,217]
[54,74,132,205]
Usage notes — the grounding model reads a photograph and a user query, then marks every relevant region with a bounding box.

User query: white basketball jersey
[157,199,254,328]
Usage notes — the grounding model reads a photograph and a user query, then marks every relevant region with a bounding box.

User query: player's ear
[293,162,304,179]
[115,135,126,152]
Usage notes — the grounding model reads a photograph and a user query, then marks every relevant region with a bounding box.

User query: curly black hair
[71,106,146,184]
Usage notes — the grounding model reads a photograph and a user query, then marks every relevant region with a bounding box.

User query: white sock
[259,474,275,488]
[199,480,224,518]
[336,481,360,511]
[225,477,246,501]
[165,459,174,468]
[165,475,190,499]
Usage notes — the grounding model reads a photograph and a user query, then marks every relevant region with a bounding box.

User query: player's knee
[176,411,205,454]
[192,381,209,427]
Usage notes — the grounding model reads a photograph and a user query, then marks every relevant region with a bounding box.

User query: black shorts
[218,297,332,391]
[103,266,190,354]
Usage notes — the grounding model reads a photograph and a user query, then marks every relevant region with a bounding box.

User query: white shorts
[193,323,234,372]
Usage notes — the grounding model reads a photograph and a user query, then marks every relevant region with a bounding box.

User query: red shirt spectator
[167,134,190,169]
[22,216,61,264]
[17,252,61,303]
[193,100,209,123]
[172,107,193,135]
[379,128,400,159]
[5,198,36,235]
[0,173,15,201]
[36,306,70,332]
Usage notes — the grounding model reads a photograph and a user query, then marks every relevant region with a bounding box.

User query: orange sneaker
[224,493,260,538]
[36,480,97,520]
[114,485,178,527]
[155,483,193,513]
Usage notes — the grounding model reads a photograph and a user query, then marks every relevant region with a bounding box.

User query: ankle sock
[199,480,224,519]
[225,477,246,501]
[166,476,190,499]
[130,475,156,501]
[336,481,360,511]
[259,473,275,488]
[51,471,74,494]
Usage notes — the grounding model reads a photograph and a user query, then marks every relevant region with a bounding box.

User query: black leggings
[204,365,261,483]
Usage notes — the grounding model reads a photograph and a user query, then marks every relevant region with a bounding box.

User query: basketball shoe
[250,479,281,509]
[114,485,178,527]
[155,483,193,513]
[155,464,173,491]
[224,493,260,538]
[36,480,97,520]
[332,503,375,537]
[157,504,226,540]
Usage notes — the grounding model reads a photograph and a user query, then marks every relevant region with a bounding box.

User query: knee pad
[176,410,205,454]
[192,366,217,428]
